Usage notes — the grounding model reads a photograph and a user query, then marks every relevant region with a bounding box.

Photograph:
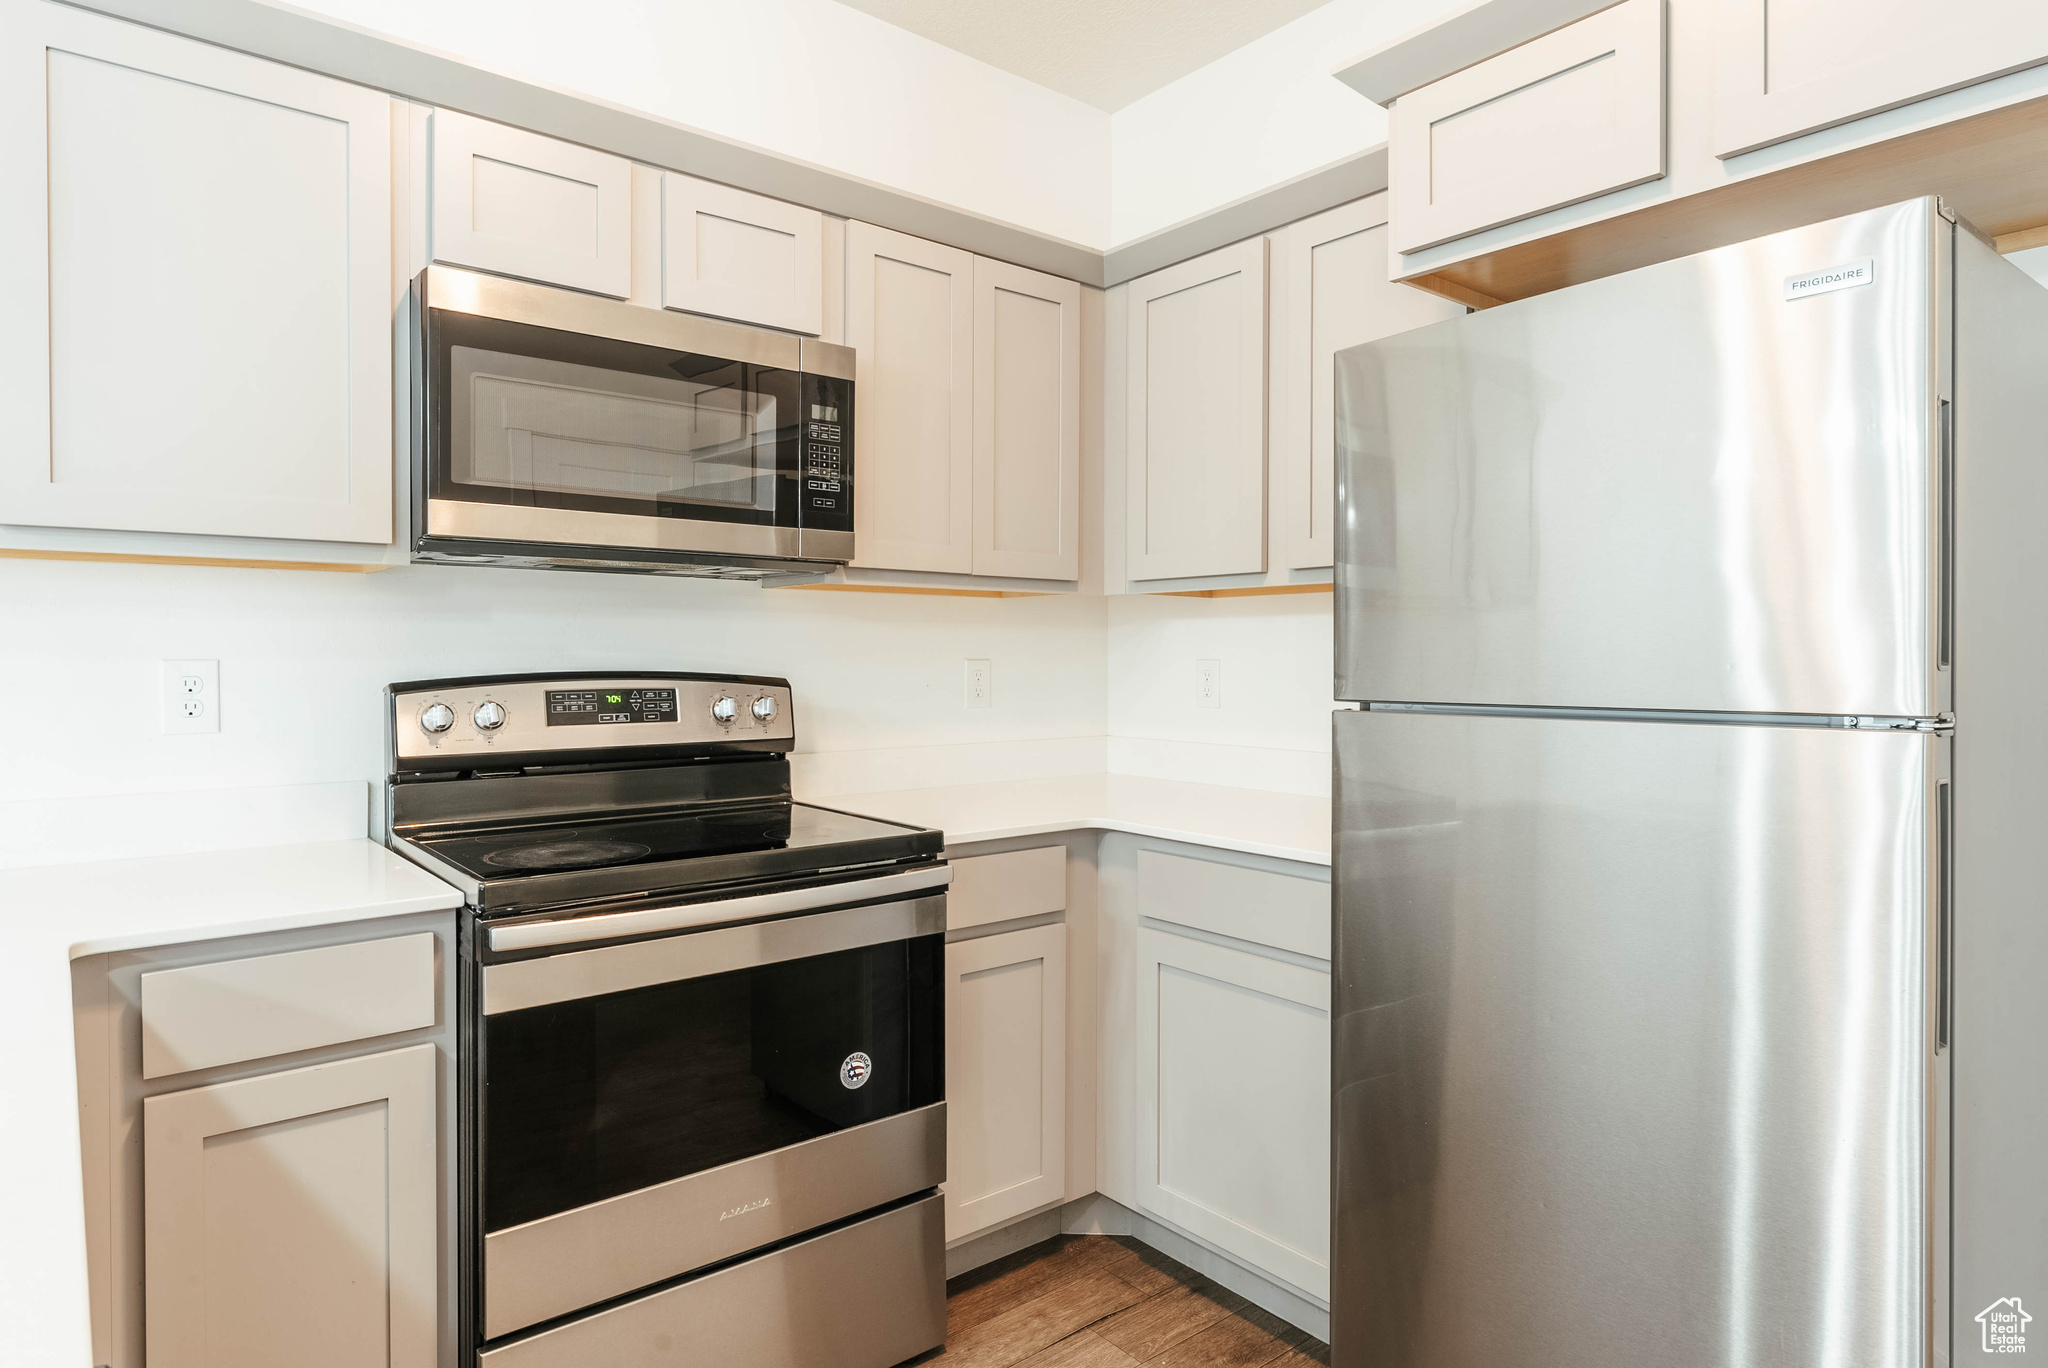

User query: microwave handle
[487,862,952,953]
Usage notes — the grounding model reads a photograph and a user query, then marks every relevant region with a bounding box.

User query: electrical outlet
[1196,659,1222,708]
[161,659,220,735]
[964,659,992,709]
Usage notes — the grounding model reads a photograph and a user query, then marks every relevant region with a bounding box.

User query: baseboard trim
[945,1193,1329,1342]
[943,1199,1069,1278]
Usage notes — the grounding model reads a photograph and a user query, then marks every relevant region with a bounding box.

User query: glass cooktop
[415,801,922,883]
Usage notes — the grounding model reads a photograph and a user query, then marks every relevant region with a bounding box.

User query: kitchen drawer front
[1137,849,1329,960]
[140,932,437,1078]
[947,845,1067,931]
[430,109,632,297]
[479,1193,945,1368]
[661,170,823,334]
[1715,0,2048,158]
[1389,0,1666,255]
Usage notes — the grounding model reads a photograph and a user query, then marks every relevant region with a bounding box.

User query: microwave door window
[449,345,779,516]
[660,357,778,513]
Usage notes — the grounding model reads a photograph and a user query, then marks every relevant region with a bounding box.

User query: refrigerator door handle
[1940,398,1955,671]
[1938,778,1953,1051]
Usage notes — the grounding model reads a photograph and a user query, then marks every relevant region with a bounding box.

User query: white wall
[1108,0,1465,246]
[1105,594,1338,796]
[0,559,1109,860]
[291,0,1112,248]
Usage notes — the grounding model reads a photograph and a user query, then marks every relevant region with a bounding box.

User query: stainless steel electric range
[382,672,949,1368]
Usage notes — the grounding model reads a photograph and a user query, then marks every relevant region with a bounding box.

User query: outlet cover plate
[161,658,220,735]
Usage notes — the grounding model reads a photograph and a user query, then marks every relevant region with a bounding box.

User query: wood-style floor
[925,1234,1330,1368]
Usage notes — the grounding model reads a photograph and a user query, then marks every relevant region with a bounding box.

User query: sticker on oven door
[840,1052,873,1089]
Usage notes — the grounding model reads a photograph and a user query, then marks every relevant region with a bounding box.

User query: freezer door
[1335,199,1941,716]
[1332,708,1937,1368]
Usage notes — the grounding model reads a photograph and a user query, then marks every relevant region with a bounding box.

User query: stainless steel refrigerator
[1330,197,2048,1368]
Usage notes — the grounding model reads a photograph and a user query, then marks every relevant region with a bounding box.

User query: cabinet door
[0,3,392,543]
[972,258,1081,580]
[1715,0,2048,156]
[1125,239,1268,581]
[1388,0,1664,255]
[945,924,1066,1242]
[1280,197,1464,569]
[846,222,974,573]
[661,171,823,334]
[144,1044,437,1368]
[430,109,630,297]
[1136,926,1329,1300]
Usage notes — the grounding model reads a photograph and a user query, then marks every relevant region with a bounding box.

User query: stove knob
[710,696,739,724]
[751,696,778,723]
[419,703,455,735]
[473,700,506,732]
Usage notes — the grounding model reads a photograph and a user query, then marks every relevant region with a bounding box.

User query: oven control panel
[545,687,679,726]
[391,675,793,764]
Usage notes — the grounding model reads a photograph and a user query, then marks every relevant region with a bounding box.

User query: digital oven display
[545,687,680,726]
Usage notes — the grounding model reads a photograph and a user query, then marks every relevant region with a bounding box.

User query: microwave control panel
[797,371,853,534]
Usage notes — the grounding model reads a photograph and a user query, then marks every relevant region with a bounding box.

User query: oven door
[415,266,853,568]
[475,885,943,1342]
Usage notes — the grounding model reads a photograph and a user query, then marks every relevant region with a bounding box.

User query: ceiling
[834,0,1335,111]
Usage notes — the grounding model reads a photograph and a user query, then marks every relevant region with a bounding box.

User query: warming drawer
[478,1193,946,1368]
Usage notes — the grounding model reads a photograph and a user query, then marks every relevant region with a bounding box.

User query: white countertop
[0,839,461,1367]
[0,785,1318,1362]
[819,773,1331,865]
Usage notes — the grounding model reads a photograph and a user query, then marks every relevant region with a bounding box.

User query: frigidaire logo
[1783,257,1875,301]
[718,1198,771,1221]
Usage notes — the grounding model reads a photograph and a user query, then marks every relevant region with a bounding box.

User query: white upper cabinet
[661,171,823,334]
[430,109,630,297]
[1389,0,1666,255]
[0,2,392,544]
[846,222,975,574]
[1124,238,1268,581]
[972,258,1082,580]
[1714,0,2048,156]
[1280,197,1464,569]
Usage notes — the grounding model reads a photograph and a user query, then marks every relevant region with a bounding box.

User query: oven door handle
[487,862,952,953]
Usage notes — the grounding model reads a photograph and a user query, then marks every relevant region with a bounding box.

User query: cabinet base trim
[945,1195,1332,1341]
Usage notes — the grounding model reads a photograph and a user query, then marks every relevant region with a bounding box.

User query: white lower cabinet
[1135,925,1330,1301]
[143,1043,440,1368]
[944,923,1067,1242]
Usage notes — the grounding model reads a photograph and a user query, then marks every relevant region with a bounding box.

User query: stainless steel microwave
[409,266,854,580]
